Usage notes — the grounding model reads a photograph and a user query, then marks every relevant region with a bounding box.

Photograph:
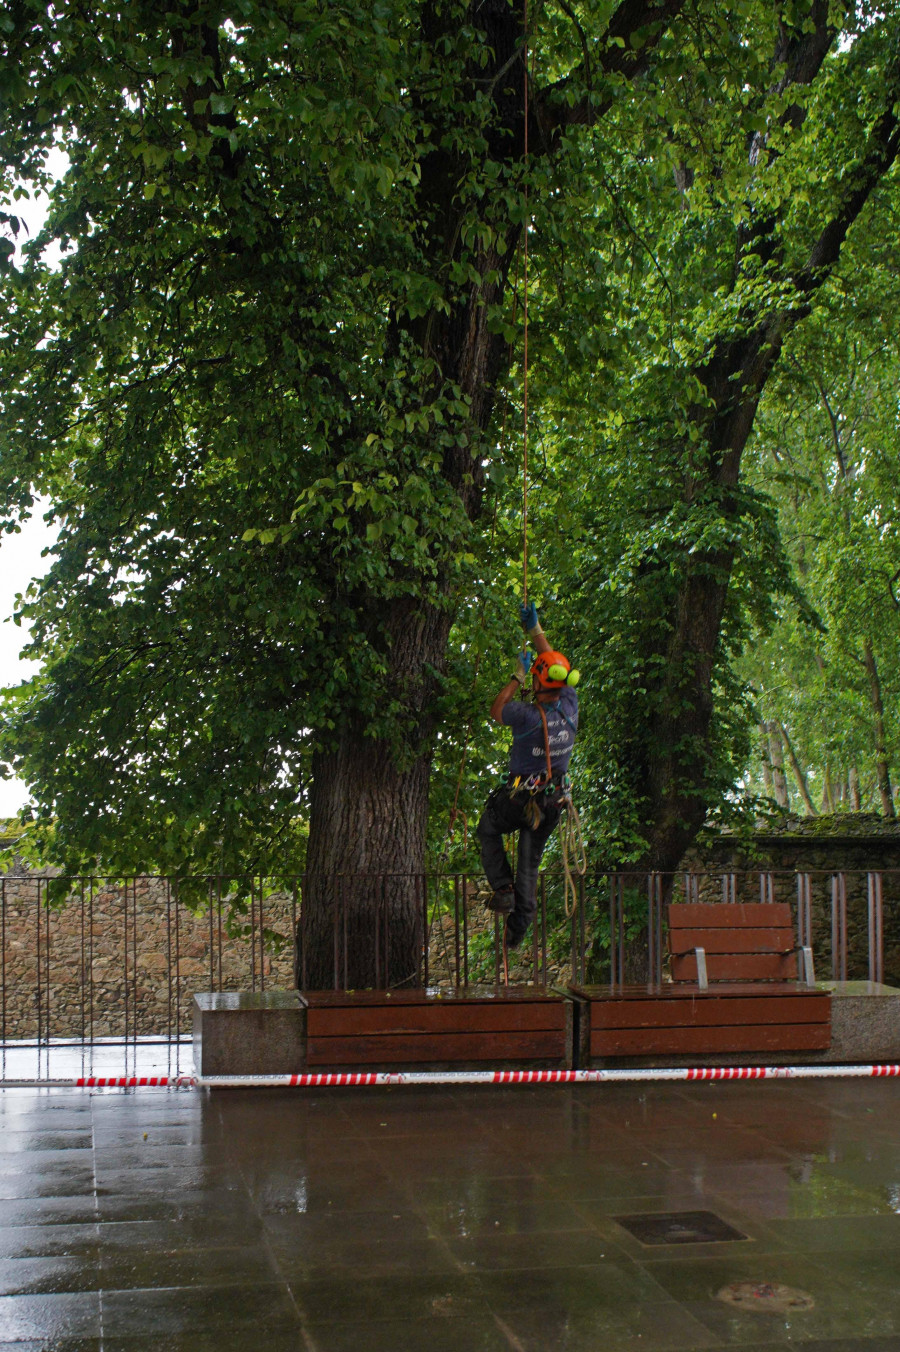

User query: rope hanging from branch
[522,0,530,605]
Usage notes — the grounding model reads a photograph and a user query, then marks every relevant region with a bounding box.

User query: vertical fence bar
[462,875,470,988]
[166,879,173,1050]
[132,878,139,1049]
[44,878,52,1051]
[578,875,586,984]
[420,874,427,989]
[831,873,848,982]
[569,879,578,986]
[493,912,501,984]
[248,881,256,991]
[35,876,42,1049]
[453,876,461,989]
[540,873,548,987]
[339,876,346,992]
[610,874,617,987]
[532,874,540,985]
[208,878,215,993]
[174,879,182,1044]
[1,878,6,1052]
[336,877,343,991]
[867,872,884,985]
[78,881,86,1044]
[613,876,621,984]
[874,872,884,985]
[259,878,266,993]
[301,874,308,991]
[217,877,224,994]
[384,876,391,990]
[796,872,812,953]
[291,877,298,992]
[88,879,95,1052]
[123,878,130,1046]
[647,874,663,986]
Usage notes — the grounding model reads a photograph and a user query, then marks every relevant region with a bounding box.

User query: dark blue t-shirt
[501,687,579,779]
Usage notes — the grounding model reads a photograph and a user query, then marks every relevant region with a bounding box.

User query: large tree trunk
[780,721,818,815]
[759,724,775,798]
[849,765,862,810]
[863,639,895,819]
[767,721,790,809]
[300,737,430,990]
[301,599,453,988]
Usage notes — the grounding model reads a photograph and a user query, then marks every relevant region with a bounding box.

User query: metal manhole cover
[614,1210,747,1246]
[716,1281,815,1314]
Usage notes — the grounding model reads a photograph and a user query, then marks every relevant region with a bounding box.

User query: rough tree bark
[759,724,776,798]
[780,721,818,815]
[849,765,862,810]
[767,721,791,809]
[863,639,896,818]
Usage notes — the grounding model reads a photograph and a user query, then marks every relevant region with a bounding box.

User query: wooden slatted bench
[668,902,815,988]
[571,901,831,1062]
[303,985,570,1070]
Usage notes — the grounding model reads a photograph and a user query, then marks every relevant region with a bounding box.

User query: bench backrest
[667,902,797,983]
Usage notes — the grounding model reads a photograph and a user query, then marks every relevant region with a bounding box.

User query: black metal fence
[0,869,897,1069]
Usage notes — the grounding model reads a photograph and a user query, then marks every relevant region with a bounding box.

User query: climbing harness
[503,698,587,922]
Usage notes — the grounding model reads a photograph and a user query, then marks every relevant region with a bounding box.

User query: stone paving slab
[2,1080,900,1348]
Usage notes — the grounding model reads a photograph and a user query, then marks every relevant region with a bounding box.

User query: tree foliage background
[3,0,900,889]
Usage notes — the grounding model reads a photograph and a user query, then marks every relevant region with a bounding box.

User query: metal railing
[0,868,896,1078]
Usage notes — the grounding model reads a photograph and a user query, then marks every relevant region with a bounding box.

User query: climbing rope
[559,795,587,920]
[522,0,530,606]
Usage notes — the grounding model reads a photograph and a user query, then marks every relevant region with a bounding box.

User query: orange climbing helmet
[532,651,580,690]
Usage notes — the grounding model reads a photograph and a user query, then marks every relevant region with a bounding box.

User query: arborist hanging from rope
[477,601,581,949]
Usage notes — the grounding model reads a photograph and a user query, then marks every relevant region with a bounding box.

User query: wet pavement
[2,1078,900,1349]
[0,1041,193,1086]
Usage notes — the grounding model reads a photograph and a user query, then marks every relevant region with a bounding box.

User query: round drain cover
[716,1281,814,1314]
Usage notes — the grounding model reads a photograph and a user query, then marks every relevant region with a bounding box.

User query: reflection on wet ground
[2,1078,900,1348]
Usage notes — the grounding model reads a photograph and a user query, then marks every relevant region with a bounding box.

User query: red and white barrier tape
[1,1064,899,1089]
[195,1064,900,1087]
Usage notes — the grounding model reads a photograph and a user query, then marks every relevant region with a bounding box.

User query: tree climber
[477,602,580,948]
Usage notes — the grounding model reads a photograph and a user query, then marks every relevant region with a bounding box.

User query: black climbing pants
[476,785,562,942]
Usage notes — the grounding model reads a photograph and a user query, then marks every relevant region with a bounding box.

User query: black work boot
[486,885,515,915]
[506,914,530,949]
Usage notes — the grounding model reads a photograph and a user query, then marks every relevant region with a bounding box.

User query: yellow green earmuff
[567,669,581,687]
[547,664,568,682]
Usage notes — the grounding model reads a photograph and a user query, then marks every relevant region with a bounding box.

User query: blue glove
[513,649,533,685]
[520,601,543,637]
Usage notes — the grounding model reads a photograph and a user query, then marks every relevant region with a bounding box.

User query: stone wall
[1,875,296,1039]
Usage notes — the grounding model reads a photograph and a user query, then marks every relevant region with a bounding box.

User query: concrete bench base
[192,981,900,1075]
[193,992,307,1076]
[571,980,900,1069]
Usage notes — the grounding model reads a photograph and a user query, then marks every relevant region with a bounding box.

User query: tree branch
[533,0,687,147]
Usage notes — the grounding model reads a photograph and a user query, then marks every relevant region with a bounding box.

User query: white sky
[0,158,66,817]
[0,510,57,816]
